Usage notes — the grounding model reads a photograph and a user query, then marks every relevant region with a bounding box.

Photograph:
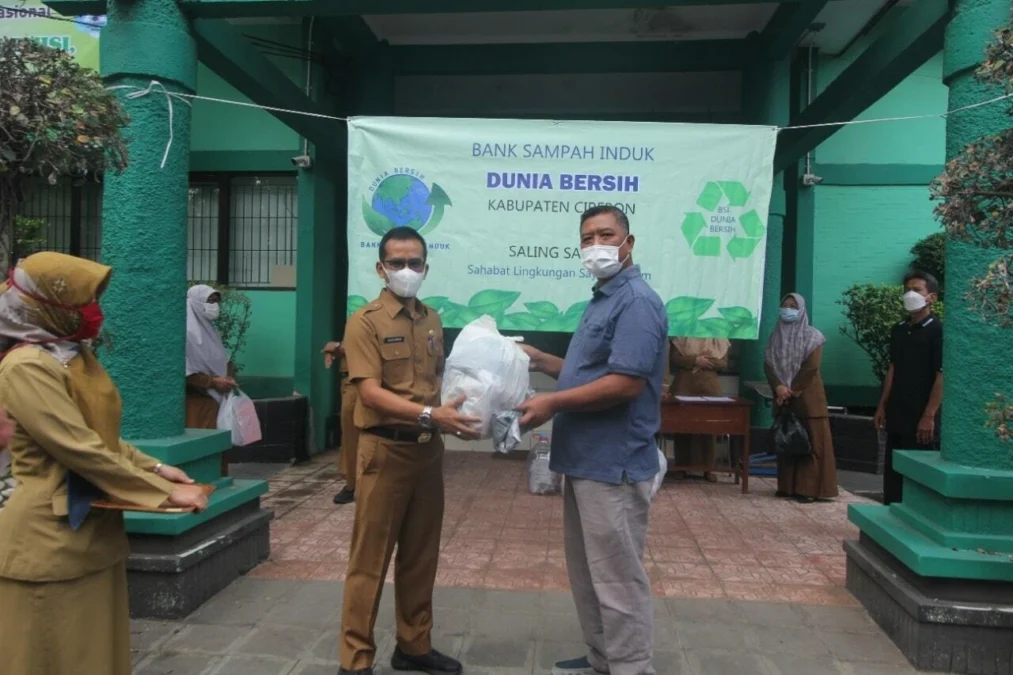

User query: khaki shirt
[0,348,174,582]
[344,289,444,430]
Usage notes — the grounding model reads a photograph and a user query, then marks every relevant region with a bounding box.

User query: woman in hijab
[185,285,236,474]
[0,252,209,675]
[669,337,730,481]
[764,293,838,502]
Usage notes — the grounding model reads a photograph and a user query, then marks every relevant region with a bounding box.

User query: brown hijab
[0,252,122,452]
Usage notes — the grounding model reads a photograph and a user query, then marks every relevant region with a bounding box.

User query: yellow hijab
[0,253,122,452]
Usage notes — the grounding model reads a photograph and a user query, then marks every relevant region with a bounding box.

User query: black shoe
[337,668,373,675]
[795,495,816,504]
[775,491,792,499]
[333,487,355,505]
[391,646,462,674]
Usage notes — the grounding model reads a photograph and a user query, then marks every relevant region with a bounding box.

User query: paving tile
[136,651,220,675]
[162,624,250,654]
[685,648,770,675]
[131,620,182,652]
[733,600,808,626]
[818,631,910,664]
[461,636,534,670]
[744,625,832,657]
[210,655,296,675]
[762,654,842,675]
[798,605,879,633]
[233,625,324,660]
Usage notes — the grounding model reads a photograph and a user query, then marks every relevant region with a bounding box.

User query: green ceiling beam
[319,16,383,61]
[760,0,828,60]
[42,0,104,13]
[172,0,803,18]
[393,39,747,76]
[192,18,342,156]
[773,0,948,173]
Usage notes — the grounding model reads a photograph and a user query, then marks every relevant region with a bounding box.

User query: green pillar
[96,0,268,536]
[100,0,196,439]
[848,0,1013,582]
[293,21,347,453]
[739,49,790,427]
[939,0,1012,468]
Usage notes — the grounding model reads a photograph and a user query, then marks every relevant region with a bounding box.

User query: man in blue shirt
[519,205,667,675]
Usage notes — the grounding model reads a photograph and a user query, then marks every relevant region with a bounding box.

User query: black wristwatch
[418,406,434,429]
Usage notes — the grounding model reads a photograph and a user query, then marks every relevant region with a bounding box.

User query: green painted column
[847,0,1013,583]
[939,0,1012,468]
[293,21,346,453]
[739,52,790,427]
[100,0,196,439]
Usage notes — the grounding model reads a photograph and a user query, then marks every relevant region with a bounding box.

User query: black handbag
[773,412,812,457]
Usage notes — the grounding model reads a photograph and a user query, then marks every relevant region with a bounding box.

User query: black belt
[366,426,434,444]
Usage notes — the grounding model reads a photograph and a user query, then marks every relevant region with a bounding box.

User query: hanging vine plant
[930,19,1013,326]
[929,16,1013,443]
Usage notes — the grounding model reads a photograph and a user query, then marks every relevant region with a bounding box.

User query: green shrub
[910,232,946,295]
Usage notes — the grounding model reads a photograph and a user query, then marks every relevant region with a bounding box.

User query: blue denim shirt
[549,265,668,484]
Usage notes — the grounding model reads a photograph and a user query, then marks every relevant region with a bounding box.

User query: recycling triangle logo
[681,181,766,259]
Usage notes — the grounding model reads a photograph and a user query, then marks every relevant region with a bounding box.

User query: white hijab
[765,292,826,387]
[185,285,228,380]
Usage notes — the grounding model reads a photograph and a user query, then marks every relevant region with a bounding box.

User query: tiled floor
[251,452,865,606]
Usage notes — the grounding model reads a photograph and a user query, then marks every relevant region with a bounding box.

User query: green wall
[190,24,303,153]
[812,186,941,391]
[236,290,296,378]
[804,35,947,402]
[191,23,302,387]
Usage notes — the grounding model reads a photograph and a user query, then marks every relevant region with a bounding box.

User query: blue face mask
[779,308,800,323]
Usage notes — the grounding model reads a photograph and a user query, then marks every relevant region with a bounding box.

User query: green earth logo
[681,181,765,259]
[362,173,452,237]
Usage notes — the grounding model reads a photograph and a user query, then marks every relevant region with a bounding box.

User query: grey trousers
[564,476,656,675]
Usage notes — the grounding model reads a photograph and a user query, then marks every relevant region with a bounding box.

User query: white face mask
[385,268,425,299]
[203,303,220,321]
[903,290,927,313]
[581,236,629,280]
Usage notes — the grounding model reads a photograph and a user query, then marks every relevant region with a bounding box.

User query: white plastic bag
[217,390,263,447]
[651,446,668,499]
[441,316,531,438]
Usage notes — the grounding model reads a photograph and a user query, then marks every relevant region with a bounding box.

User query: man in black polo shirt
[874,270,943,505]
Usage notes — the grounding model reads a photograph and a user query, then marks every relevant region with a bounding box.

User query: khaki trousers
[339,432,445,670]
[338,378,359,491]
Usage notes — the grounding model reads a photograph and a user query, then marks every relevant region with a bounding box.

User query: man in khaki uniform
[338,226,480,675]
[323,342,358,505]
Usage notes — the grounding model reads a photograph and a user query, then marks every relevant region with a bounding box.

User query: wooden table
[659,396,753,494]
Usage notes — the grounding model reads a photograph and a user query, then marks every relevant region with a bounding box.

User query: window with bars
[19,173,299,288]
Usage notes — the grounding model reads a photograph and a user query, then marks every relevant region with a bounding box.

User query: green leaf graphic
[501,313,543,331]
[468,289,521,316]
[362,198,394,236]
[564,300,590,318]
[540,314,578,332]
[730,322,758,339]
[666,297,714,325]
[421,296,450,312]
[346,295,368,317]
[698,318,733,337]
[525,301,560,320]
[718,306,754,326]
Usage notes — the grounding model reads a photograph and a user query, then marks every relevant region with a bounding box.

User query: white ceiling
[363,1,909,55]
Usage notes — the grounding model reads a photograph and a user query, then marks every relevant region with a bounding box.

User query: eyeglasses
[383,258,426,272]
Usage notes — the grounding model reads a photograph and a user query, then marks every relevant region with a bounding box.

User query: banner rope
[105,81,1013,168]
